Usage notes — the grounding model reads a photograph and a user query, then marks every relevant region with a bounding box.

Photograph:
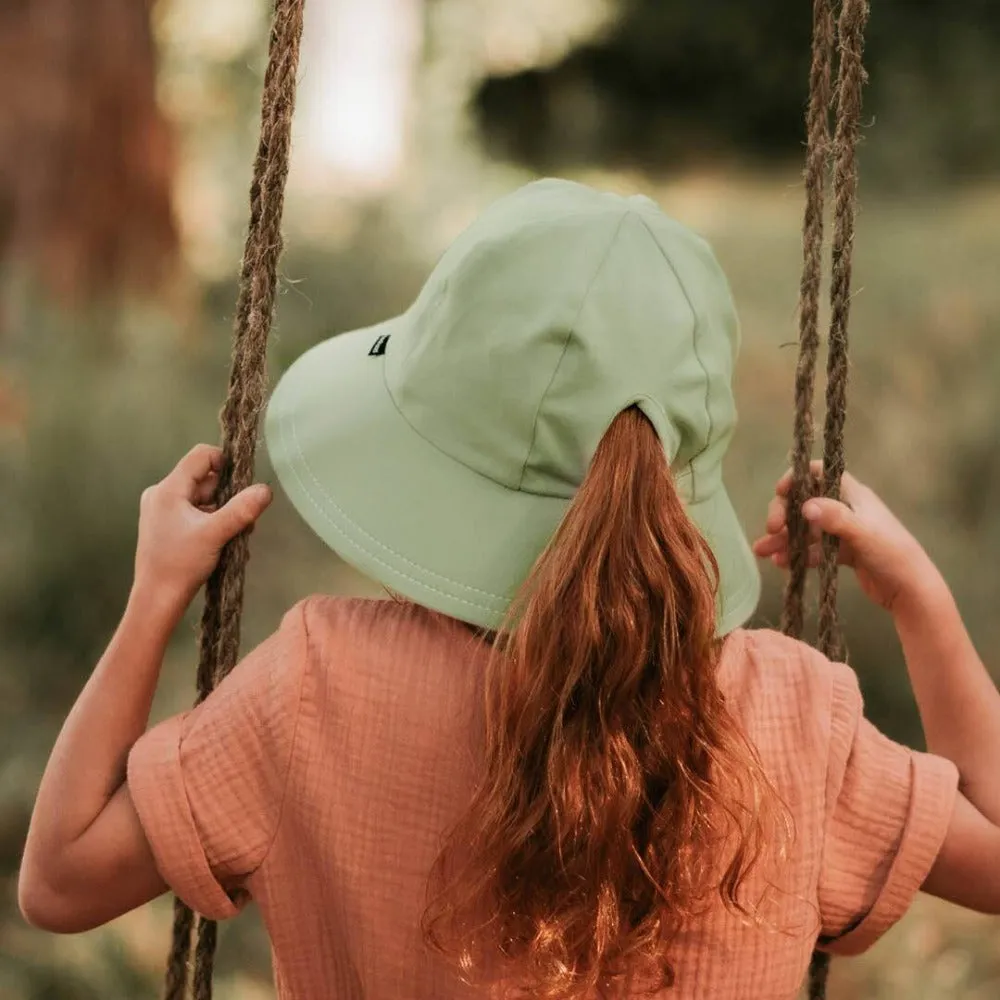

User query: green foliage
[474,0,1000,186]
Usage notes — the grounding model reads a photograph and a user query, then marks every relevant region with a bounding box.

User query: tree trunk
[0,0,178,306]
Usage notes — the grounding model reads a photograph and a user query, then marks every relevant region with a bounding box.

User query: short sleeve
[126,599,312,920]
[817,664,959,956]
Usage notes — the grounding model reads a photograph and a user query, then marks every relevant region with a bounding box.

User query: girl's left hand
[132,444,273,617]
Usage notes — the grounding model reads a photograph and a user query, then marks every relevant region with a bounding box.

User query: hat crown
[384,179,741,502]
[265,178,761,634]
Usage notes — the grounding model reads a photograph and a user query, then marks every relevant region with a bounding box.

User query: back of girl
[19,179,1000,1000]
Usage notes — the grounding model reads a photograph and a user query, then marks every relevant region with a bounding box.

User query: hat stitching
[633,213,716,503]
[379,321,573,499]
[378,311,515,488]
[279,404,755,629]
[516,209,631,493]
[280,410,516,611]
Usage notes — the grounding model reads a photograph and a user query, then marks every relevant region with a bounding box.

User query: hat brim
[264,321,760,635]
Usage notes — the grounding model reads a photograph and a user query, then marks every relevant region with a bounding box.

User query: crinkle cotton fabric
[128,596,958,1000]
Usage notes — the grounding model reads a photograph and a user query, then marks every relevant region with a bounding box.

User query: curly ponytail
[421,404,788,999]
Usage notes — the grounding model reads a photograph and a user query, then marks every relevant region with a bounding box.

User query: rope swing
[783,1,870,997]
[163,2,306,997]
[157,1,869,997]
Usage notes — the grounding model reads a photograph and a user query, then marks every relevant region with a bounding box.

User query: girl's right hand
[751,461,941,614]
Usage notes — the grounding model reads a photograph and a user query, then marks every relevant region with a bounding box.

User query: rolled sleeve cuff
[127,715,244,922]
[819,752,959,957]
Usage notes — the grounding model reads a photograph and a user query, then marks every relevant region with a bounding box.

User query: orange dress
[128,596,957,999]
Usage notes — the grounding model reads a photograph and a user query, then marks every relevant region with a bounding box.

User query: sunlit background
[2,0,999,996]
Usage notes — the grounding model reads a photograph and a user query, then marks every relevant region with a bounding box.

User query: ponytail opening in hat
[420,405,791,999]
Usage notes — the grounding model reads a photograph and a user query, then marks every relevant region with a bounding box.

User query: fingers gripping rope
[782,1,871,998]
[161,2,306,998]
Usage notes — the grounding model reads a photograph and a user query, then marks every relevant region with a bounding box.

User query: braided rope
[781,0,836,643]
[161,1,306,997]
[783,1,871,997]
[817,0,869,664]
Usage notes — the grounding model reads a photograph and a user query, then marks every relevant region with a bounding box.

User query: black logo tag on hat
[369,334,390,357]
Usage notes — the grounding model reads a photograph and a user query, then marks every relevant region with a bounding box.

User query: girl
[18,179,1000,1000]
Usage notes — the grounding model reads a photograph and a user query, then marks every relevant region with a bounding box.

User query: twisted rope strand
[817,0,870,663]
[809,949,833,1000]
[163,896,194,1000]
[782,0,836,641]
[784,2,870,998]
[162,2,306,997]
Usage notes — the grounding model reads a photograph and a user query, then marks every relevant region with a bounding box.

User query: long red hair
[419,405,789,999]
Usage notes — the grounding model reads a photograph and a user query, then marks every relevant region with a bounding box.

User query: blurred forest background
[2,0,999,997]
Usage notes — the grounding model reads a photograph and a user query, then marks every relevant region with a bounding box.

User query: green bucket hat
[265,178,760,635]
